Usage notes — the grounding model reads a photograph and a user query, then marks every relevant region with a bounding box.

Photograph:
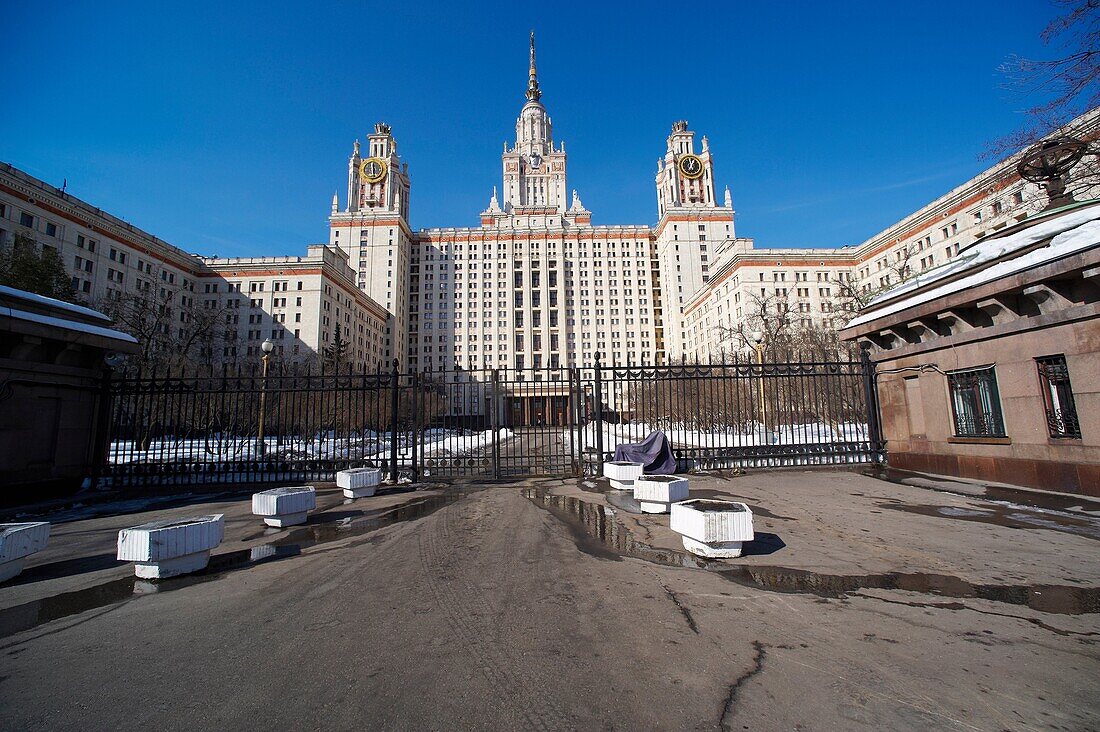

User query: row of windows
[945,356,1080,440]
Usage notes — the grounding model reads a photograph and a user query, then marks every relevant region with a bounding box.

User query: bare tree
[98,284,228,373]
[990,0,1100,171]
[716,289,796,358]
[830,244,918,323]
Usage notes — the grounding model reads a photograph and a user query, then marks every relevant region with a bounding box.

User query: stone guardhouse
[840,201,1100,496]
[0,286,138,495]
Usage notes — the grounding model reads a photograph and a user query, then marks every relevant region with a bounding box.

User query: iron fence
[99,349,883,486]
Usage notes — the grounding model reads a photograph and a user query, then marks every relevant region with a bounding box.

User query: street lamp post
[750,330,767,437]
[257,338,274,458]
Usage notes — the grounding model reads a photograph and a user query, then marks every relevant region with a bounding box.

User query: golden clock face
[359,157,387,184]
[678,154,704,180]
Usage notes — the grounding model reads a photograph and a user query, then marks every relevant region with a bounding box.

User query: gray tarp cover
[613,431,677,475]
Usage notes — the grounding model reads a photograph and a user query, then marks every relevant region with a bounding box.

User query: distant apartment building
[0,163,387,369]
[681,108,1100,361]
[199,245,388,367]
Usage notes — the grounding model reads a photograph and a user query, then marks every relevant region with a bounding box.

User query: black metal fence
[100,349,883,486]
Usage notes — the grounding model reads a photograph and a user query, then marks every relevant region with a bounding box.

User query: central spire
[525,30,541,103]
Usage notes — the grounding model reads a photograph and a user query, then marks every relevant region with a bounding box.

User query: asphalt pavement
[1,470,1098,730]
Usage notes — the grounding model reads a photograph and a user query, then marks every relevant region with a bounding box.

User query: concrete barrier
[670,499,754,558]
[251,486,316,527]
[0,522,51,583]
[117,515,225,579]
[337,467,382,498]
[604,461,644,491]
[633,475,689,514]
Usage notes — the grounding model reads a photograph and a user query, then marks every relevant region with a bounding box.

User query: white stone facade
[3,36,1097,374]
[679,108,1100,361]
[201,245,388,368]
[0,164,388,369]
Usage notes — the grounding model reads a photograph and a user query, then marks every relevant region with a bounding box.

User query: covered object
[612,431,677,475]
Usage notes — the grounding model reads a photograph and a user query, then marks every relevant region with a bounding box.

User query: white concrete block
[0,522,50,582]
[263,512,308,528]
[337,467,382,498]
[608,478,635,491]
[633,475,689,514]
[0,559,27,584]
[671,499,754,557]
[603,461,643,482]
[681,535,745,558]
[117,514,225,579]
[133,552,212,579]
[252,486,315,527]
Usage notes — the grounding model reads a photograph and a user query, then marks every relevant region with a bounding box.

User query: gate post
[569,367,580,477]
[859,342,884,463]
[593,352,604,475]
[89,367,115,488]
[490,369,501,479]
[390,358,400,483]
[410,368,419,482]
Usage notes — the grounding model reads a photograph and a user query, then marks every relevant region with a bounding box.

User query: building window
[947,366,1006,438]
[1036,355,1081,439]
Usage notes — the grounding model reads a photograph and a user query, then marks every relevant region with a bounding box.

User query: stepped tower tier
[497,32,569,215]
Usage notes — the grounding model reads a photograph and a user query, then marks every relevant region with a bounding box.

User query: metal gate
[99,351,883,486]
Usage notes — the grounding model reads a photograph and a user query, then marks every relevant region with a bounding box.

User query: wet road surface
[1,472,1098,730]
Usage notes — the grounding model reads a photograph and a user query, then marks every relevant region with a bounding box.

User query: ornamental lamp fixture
[1017,137,1090,211]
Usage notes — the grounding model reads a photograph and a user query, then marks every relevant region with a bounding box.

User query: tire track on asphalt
[418,499,548,730]
[417,490,574,731]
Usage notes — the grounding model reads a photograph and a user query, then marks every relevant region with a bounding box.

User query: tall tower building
[653,121,736,358]
[499,33,568,212]
[411,30,657,395]
[329,122,412,363]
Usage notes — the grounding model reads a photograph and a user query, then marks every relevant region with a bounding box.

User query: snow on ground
[109,427,514,466]
[565,420,869,453]
[366,428,514,463]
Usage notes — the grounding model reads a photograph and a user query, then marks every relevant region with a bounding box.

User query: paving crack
[719,640,766,731]
[661,583,699,634]
[849,591,1100,639]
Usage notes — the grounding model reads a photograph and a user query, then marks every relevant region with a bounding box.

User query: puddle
[523,487,1100,617]
[581,481,795,522]
[523,486,702,567]
[866,467,1100,515]
[5,491,253,524]
[0,485,470,641]
[880,502,1100,542]
[718,566,1100,616]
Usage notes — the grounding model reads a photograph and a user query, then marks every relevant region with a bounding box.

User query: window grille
[1036,355,1081,439]
[947,366,1006,438]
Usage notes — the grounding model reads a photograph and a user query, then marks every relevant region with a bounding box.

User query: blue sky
[3,1,1067,257]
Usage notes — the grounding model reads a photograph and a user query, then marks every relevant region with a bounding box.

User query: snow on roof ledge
[846,204,1100,330]
[2,307,138,345]
[0,285,113,323]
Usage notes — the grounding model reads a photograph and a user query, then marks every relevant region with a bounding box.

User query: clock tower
[329,121,412,364]
[653,120,735,359]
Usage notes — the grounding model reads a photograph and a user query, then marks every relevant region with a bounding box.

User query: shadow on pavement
[5,553,125,586]
[740,532,786,556]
